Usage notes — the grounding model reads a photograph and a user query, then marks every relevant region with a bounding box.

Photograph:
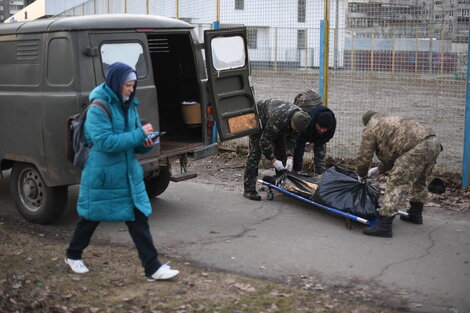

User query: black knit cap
[317,111,335,129]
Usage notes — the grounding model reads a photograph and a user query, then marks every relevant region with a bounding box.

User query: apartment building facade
[0,0,36,22]
[8,0,346,68]
[347,0,470,42]
[7,0,465,71]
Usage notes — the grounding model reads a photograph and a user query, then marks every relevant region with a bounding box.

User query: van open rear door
[204,28,261,141]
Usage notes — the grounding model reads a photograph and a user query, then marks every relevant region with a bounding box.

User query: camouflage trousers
[313,144,326,174]
[379,136,442,217]
[244,132,287,191]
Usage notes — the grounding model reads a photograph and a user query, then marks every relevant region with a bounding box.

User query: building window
[435,1,442,6]
[298,0,306,23]
[460,9,470,17]
[235,0,244,10]
[247,28,257,49]
[449,10,454,17]
[297,29,306,49]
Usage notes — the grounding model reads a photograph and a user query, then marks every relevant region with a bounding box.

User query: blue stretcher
[258,179,408,228]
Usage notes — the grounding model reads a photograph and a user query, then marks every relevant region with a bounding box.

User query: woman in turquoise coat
[65,62,179,281]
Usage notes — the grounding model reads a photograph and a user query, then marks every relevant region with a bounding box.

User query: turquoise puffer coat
[77,83,153,221]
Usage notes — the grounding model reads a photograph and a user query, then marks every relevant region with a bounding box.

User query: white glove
[367,167,379,178]
[272,160,285,171]
[286,158,293,171]
[357,176,366,184]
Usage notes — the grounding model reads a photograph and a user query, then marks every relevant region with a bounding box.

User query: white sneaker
[65,258,89,274]
[147,264,179,281]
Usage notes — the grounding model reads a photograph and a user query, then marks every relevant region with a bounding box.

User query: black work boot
[363,216,395,238]
[400,202,423,224]
[243,190,261,201]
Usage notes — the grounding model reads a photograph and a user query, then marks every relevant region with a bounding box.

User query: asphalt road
[0,175,469,313]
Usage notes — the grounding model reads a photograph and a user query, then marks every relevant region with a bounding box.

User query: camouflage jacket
[356,113,436,177]
[257,99,302,160]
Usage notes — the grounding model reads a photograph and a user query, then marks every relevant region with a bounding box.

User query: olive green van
[0,14,260,224]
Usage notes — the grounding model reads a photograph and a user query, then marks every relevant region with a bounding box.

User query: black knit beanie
[317,111,334,129]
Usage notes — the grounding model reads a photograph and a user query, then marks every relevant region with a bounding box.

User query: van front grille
[148,38,170,53]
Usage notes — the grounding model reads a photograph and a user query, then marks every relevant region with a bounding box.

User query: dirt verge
[1,215,409,313]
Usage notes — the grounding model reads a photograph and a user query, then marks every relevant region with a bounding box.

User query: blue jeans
[66,208,161,277]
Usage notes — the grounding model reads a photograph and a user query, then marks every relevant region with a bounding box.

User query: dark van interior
[146,33,203,155]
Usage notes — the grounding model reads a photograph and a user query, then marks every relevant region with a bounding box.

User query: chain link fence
[61,0,468,174]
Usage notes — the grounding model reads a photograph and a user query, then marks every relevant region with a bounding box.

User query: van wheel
[10,163,68,224]
[145,167,171,198]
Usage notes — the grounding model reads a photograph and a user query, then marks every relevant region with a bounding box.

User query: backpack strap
[89,99,111,120]
[83,100,112,148]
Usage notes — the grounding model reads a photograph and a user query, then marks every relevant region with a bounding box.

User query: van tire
[10,163,68,224]
[145,167,171,198]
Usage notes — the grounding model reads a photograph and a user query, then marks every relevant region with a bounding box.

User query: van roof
[0,14,193,35]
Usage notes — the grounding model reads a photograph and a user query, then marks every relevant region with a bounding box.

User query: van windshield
[100,43,147,77]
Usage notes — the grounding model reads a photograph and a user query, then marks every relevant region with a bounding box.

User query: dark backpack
[66,100,111,169]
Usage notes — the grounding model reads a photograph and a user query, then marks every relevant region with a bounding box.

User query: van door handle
[84,47,99,56]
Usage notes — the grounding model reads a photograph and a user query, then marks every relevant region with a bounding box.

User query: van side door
[204,28,261,141]
[88,33,159,158]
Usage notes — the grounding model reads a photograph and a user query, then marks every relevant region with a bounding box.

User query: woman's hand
[142,123,154,135]
[143,138,154,148]
[142,123,157,147]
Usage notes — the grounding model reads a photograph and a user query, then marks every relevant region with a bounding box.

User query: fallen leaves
[234,283,256,292]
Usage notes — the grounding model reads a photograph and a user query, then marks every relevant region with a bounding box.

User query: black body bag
[314,166,380,220]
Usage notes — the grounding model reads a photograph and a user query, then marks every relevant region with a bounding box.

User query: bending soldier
[356,110,442,238]
[243,99,311,201]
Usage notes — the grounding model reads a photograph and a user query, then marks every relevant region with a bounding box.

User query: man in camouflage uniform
[243,99,311,201]
[293,90,336,174]
[356,110,442,237]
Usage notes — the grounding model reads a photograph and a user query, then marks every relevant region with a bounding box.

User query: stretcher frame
[258,179,408,228]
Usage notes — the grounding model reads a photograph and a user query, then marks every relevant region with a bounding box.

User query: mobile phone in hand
[147,131,166,144]
[147,131,160,140]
